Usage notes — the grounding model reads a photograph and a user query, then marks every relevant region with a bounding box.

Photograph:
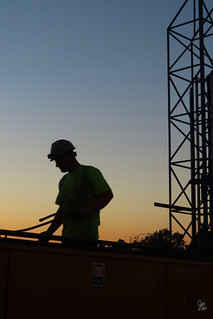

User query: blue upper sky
[0,0,212,241]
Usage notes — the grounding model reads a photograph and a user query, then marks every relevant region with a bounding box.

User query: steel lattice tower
[155,0,213,250]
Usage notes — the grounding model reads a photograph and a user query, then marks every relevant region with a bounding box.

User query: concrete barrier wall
[0,241,212,318]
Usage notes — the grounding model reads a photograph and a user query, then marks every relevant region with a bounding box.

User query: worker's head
[48,139,78,172]
[48,139,76,161]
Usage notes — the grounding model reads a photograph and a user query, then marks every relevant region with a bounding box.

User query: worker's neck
[68,159,80,173]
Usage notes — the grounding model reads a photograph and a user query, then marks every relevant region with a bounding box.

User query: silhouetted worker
[41,139,113,242]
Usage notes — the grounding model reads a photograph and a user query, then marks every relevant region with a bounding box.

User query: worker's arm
[79,189,113,217]
[41,207,62,236]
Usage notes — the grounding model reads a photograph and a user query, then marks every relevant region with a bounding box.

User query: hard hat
[47,139,76,161]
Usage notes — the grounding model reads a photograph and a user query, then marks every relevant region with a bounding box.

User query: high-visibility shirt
[55,165,111,240]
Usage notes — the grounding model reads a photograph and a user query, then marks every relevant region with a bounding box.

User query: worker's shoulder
[83,165,102,175]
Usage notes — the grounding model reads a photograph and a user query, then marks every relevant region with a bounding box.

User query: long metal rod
[199,0,208,232]
[154,202,192,212]
[17,219,55,232]
[167,24,172,242]
[190,87,197,242]
[195,77,202,228]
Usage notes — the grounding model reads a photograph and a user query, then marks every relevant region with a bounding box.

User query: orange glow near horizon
[0,0,202,246]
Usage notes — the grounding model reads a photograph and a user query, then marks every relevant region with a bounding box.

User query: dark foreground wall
[0,240,212,319]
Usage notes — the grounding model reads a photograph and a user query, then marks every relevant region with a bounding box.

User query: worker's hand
[38,231,50,244]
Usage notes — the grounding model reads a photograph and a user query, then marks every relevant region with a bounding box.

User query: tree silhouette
[133,228,186,251]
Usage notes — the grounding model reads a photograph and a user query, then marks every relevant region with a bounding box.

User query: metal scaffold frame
[155,0,213,250]
[168,0,213,245]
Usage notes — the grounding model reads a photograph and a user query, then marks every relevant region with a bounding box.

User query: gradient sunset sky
[0,0,212,242]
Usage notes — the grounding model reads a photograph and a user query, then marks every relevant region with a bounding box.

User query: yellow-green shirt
[55,165,111,240]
